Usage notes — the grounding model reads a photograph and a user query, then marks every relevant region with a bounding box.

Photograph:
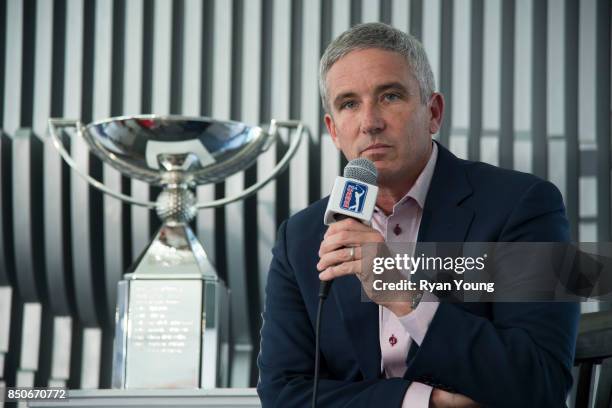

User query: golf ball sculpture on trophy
[48,115,305,389]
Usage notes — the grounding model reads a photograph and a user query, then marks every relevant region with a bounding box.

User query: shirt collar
[374,141,438,214]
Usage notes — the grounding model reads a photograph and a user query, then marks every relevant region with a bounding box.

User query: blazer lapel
[418,142,474,243]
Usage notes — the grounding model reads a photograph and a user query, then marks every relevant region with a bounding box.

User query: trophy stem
[128,223,217,279]
[155,184,197,226]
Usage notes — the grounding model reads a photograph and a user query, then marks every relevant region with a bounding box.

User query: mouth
[361,143,391,154]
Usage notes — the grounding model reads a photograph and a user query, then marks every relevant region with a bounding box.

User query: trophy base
[111,224,229,389]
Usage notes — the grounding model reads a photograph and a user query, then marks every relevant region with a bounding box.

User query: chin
[361,151,389,162]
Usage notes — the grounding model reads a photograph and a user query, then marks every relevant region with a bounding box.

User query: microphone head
[343,158,378,186]
[324,157,379,226]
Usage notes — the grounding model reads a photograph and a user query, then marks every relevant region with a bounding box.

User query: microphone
[320,158,379,298]
[313,158,378,408]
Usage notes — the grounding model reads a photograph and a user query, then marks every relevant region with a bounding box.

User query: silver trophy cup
[48,115,305,389]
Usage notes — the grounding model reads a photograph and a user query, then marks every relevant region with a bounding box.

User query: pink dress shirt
[371,142,440,407]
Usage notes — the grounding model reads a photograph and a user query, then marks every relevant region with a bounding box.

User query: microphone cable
[312,281,332,408]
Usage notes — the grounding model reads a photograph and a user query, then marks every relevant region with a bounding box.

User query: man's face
[324,48,443,186]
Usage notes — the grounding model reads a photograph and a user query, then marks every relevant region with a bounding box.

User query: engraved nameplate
[125,280,202,388]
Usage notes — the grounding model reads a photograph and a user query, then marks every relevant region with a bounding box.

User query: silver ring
[348,247,355,261]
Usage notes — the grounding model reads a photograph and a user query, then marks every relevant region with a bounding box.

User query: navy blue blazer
[257,143,579,407]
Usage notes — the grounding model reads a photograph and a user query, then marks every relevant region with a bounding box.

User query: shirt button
[393,224,402,236]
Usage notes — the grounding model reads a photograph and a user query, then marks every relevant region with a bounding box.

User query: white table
[27,388,261,408]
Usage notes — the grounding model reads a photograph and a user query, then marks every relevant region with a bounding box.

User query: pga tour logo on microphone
[340,181,368,214]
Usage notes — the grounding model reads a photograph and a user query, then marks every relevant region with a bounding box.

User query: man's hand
[429,388,481,408]
[317,218,415,316]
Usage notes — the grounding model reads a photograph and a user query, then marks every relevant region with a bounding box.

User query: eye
[383,93,400,102]
[340,100,357,110]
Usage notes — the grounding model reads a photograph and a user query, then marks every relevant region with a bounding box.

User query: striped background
[0,0,610,398]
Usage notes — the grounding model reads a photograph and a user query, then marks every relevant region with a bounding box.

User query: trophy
[48,115,305,389]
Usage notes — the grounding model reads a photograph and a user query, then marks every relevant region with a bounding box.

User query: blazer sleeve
[403,180,580,407]
[257,220,411,408]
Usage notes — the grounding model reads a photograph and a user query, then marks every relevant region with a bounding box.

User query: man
[257,23,579,407]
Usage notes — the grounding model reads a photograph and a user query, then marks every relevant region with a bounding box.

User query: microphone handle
[319,280,332,299]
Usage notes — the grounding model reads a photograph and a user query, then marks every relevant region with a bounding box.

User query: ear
[428,93,445,135]
[324,113,341,150]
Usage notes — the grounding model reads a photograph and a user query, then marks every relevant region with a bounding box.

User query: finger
[318,261,359,281]
[324,218,373,238]
[319,231,382,257]
[431,388,451,407]
[452,393,480,408]
[317,246,361,271]
[444,391,479,408]
[319,231,353,256]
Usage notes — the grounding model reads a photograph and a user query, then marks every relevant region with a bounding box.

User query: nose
[360,103,385,135]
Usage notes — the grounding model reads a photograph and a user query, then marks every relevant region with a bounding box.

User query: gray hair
[319,22,436,112]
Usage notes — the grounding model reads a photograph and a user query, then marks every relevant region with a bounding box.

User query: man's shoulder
[436,142,557,199]
[466,159,544,189]
[456,158,568,242]
[457,155,561,202]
